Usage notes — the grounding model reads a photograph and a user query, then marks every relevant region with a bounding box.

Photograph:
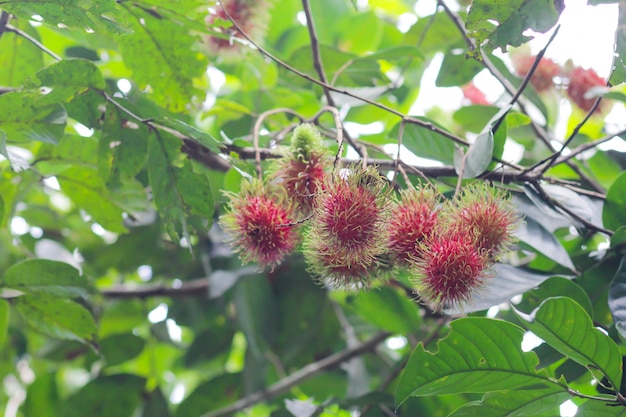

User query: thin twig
[301,0,334,106]
[5,24,62,60]
[553,127,626,166]
[536,96,604,174]
[199,331,391,417]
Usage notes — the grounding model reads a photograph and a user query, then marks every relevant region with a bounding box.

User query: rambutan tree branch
[198,331,391,417]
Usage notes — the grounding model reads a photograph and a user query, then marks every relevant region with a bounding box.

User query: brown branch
[301,0,334,106]
[199,331,391,417]
[101,277,210,298]
[553,127,626,166]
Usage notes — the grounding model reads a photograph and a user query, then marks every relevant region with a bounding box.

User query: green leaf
[0,18,44,86]
[1,259,91,298]
[396,317,557,405]
[436,46,484,87]
[100,333,145,367]
[448,385,569,417]
[349,287,421,334]
[117,4,208,112]
[466,0,561,54]
[3,0,131,34]
[233,276,276,359]
[515,297,623,392]
[0,91,66,144]
[14,294,97,345]
[174,373,242,417]
[155,117,222,153]
[60,374,146,417]
[516,216,576,271]
[147,131,214,241]
[184,321,235,367]
[517,277,593,318]
[34,59,106,103]
[57,166,127,233]
[609,4,626,85]
[390,119,456,164]
[575,399,626,416]
[99,108,148,189]
[603,171,626,231]
[456,130,493,178]
[22,372,59,417]
[141,388,170,417]
[0,299,8,345]
[609,256,626,339]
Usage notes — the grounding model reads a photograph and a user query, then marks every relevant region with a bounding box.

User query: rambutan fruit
[566,66,608,113]
[413,229,490,310]
[387,186,439,267]
[461,82,490,106]
[204,0,272,58]
[512,54,560,93]
[270,124,330,215]
[441,183,521,260]
[303,165,391,287]
[219,179,299,270]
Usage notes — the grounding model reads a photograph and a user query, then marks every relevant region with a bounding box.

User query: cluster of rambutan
[219,124,521,310]
[511,52,609,113]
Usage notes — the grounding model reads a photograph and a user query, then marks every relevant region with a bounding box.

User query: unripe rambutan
[303,165,390,287]
[413,230,490,310]
[204,0,272,58]
[219,179,298,270]
[512,55,560,93]
[566,66,608,113]
[387,186,439,267]
[442,183,521,260]
[270,124,330,215]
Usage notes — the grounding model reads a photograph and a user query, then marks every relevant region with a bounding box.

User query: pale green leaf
[1,259,91,298]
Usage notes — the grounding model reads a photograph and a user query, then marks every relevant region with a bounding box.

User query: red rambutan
[303,165,390,287]
[414,230,490,310]
[461,82,490,106]
[442,183,521,260]
[219,180,298,270]
[387,186,439,267]
[567,66,608,113]
[512,55,560,93]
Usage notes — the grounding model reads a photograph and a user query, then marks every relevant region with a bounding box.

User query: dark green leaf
[349,287,421,334]
[117,4,208,111]
[515,297,623,392]
[390,120,456,164]
[609,256,626,339]
[603,171,626,231]
[516,216,576,271]
[0,18,44,86]
[233,275,276,359]
[174,373,241,417]
[1,259,91,298]
[141,388,170,417]
[517,277,593,318]
[0,91,66,144]
[448,385,568,417]
[466,0,561,53]
[396,317,558,405]
[60,374,146,417]
[155,117,222,153]
[611,226,626,250]
[147,131,214,241]
[100,333,145,367]
[14,294,97,345]
[3,0,131,34]
[183,321,235,367]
